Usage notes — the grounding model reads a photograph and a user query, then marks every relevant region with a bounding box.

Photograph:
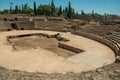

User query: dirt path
[0,30,115,73]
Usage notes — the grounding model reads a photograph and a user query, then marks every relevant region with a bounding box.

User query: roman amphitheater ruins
[0,16,119,73]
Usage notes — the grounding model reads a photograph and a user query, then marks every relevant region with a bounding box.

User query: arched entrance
[11,23,18,30]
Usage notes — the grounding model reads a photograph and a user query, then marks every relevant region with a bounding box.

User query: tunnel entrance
[11,23,18,30]
[4,18,7,21]
[20,28,24,30]
[15,18,18,21]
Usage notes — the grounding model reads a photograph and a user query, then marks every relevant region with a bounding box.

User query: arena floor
[0,30,116,73]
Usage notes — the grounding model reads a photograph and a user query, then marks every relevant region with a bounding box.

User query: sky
[0,0,120,15]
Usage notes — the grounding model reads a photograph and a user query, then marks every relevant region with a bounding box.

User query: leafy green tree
[93,13,102,20]
[62,12,68,18]
[0,11,2,14]
[2,9,9,14]
[34,0,37,15]
[37,5,52,16]
[22,3,30,14]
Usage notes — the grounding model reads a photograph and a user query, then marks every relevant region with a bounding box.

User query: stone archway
[11,23,18,30]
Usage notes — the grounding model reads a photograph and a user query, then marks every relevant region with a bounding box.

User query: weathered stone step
[107,38,120,50]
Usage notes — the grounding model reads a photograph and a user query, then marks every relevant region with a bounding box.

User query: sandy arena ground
[0,30,116,73]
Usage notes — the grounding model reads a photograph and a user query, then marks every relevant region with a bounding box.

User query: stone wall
[7,33,69,42]
[15,17,29,21]
[7,33,51,39]
[0,21,34,31]
[48,18,63,21]
[58,42,84,53]
[0,21,13,31]
[0,17,29,21]
[15,21,34,30]
[0,16,34,31]
[71,31,119,62]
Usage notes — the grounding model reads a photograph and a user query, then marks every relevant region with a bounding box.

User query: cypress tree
[22,4,24,13]
[58,5,62,16]
[63,9,65,13]
[34,0,37,15]
[81,10,85,15]
[51,0,55,16]
[67,2,72,18]
[19,5,21,13]
[10,2,13,13]
[72,8,75,14]
[92,10,94,17]
[15,5,19,14]
[65,7,68,12]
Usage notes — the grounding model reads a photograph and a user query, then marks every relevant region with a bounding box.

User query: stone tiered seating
[105,33,120,57]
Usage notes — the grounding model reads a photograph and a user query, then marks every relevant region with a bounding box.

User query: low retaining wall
[58,42,84,53]
[7,33,54,39]
[7,33,69,42]
[71,31,119,62]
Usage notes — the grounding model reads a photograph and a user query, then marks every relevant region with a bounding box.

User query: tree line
[0,0,77,19]
[1,0,119,20]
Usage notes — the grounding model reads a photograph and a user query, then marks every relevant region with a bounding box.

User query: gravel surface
[0,63,120,80]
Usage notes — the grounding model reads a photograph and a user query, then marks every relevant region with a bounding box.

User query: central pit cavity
[7,33,84,58]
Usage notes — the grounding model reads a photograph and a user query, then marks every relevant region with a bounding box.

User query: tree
[81,10,85,15]
[63,9,65,13]
[10,2,13,13]
[72,8,75,14]
[22,3,30,14]
[62,7,68,18]
[93,13,102,20]
[92,10,94,17]
[22,4,24,13]
[51,0,56,16]
[61,2,75,18]
[57,5,62,16]
[2,9,9,14]
[67,2,72,18]
[15,5,19,14]
[37,5,52,16]
[65,7,68,13]
[19,5,21,13]
[34,0,37,15]
[76,11,79,15]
